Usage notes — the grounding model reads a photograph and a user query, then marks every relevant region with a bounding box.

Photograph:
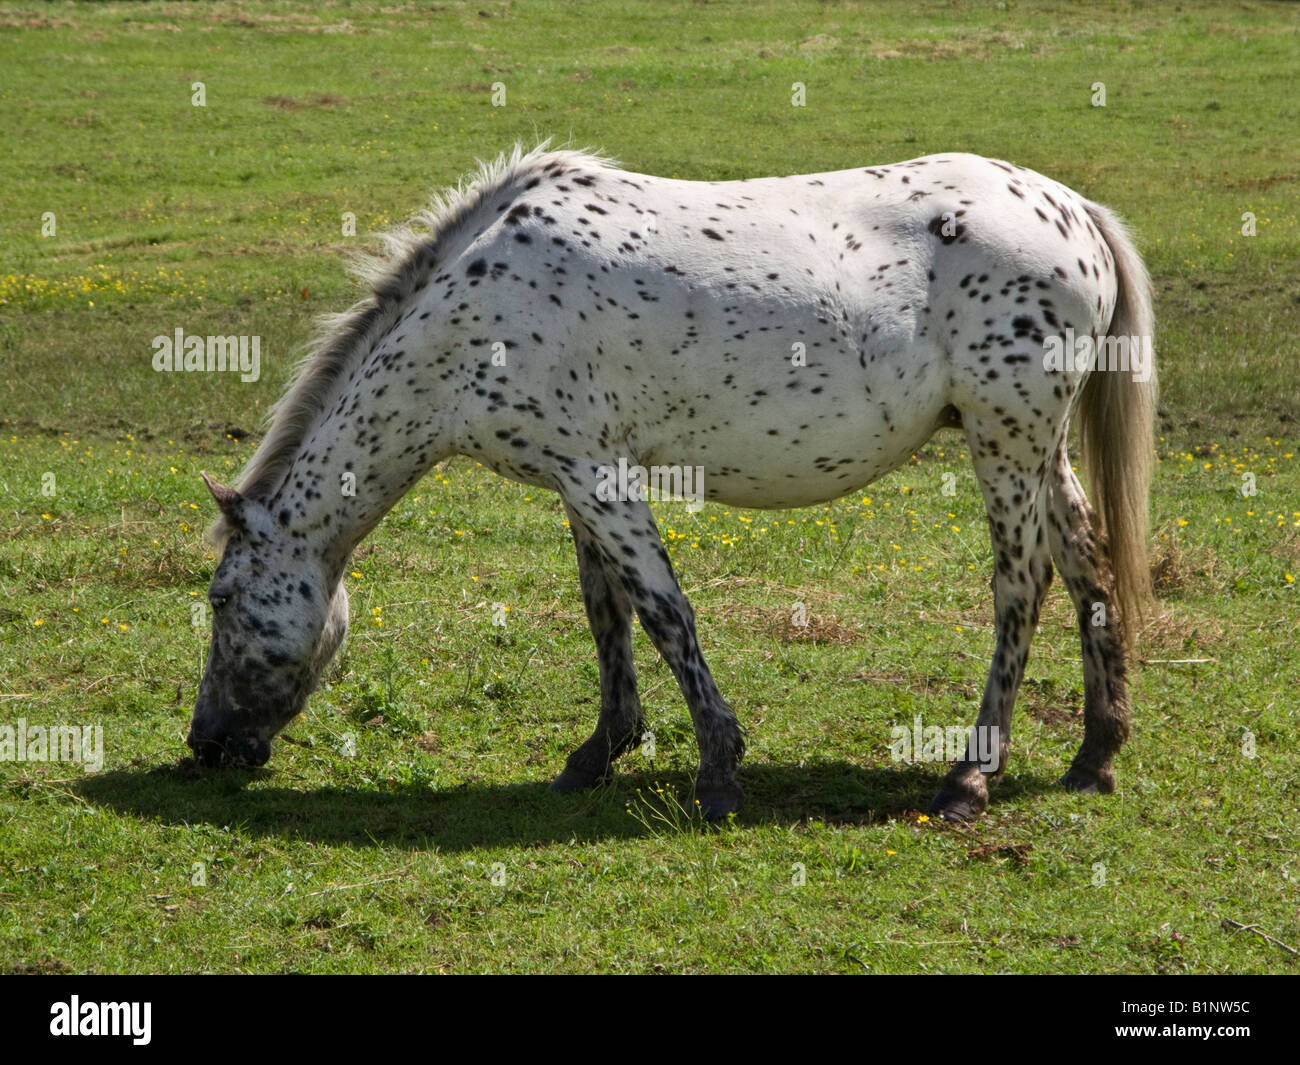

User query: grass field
[1,0,1297,974]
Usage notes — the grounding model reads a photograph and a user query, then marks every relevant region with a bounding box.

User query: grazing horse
[188,143,1156,822]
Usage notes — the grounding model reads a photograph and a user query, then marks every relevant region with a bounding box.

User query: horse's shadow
[76,759,1062,852]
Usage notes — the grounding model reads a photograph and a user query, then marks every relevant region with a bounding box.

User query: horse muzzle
[186,729,272,768]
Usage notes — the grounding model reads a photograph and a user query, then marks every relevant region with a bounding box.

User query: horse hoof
[929,789,986,823]
[1059,766,1114,795]
[695,782,743,821]
[550,766,607,793]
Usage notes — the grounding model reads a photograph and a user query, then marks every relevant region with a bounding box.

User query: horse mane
[207,140,616,545]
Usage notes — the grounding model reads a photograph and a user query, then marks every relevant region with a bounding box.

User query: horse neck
[268,322,452,583]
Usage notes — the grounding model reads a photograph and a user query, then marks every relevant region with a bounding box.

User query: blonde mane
[208,140,616,543]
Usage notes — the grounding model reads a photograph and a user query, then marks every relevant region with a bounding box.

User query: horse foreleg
[557,464,745,818]
[551,503,646,792]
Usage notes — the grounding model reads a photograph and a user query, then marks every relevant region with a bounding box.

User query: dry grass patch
[1136,604,1226,663]
[1149,527,1236,597]
[709,585,865,645]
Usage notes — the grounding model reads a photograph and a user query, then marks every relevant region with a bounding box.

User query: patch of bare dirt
[262,94,350,111]
[966,842,1033,865]
[7,959,73,974]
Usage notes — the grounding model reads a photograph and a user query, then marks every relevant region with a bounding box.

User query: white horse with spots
[191,144,1155,822]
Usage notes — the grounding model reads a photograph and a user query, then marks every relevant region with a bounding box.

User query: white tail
[1077,201,1158,648]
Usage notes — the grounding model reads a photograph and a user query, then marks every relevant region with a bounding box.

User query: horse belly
[630,334,949,510]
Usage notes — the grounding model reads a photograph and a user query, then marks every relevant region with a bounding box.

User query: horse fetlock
[727,726,746,768]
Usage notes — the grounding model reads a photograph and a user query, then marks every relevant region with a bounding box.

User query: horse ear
[201,471,246,526]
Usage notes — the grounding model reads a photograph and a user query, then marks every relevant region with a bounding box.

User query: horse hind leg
[555,462,745,818]
[1045,437,1131,794]
[551,502,646,792]
[931,418,1055,822]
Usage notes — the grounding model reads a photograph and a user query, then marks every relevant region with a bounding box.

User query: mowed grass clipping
[1,1,1297,974]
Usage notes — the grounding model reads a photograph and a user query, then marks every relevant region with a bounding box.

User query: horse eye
[209,595,230,610]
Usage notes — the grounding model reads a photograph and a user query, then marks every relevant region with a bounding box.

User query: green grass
[1,0,1298,974]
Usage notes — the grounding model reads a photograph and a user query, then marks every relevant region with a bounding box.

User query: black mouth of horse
[186,731,271,769]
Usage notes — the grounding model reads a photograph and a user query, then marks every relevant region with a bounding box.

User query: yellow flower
[917,814,929,823]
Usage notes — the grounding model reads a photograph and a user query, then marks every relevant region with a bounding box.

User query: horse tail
[1077,201,1158,650]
